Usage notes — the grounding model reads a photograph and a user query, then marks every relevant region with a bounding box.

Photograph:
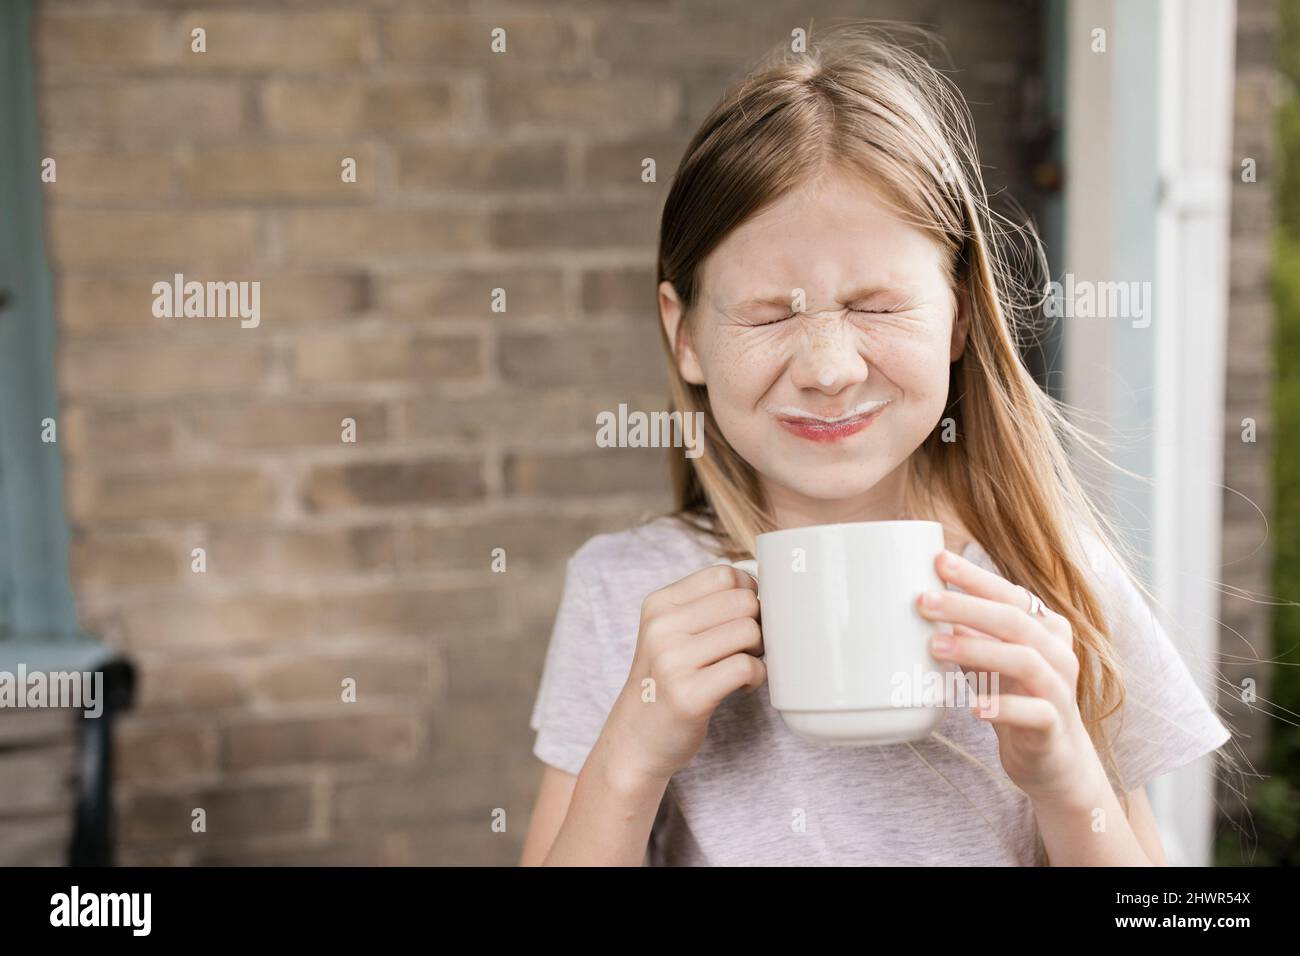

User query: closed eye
[752,307,898,324]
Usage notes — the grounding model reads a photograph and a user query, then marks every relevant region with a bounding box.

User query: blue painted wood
[0,0,79,639]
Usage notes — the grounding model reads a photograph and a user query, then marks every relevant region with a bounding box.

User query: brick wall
[28,0,1044,865]
[1218,0,1277,823]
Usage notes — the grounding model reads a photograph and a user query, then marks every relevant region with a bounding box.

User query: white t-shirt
[529,514,1231,865]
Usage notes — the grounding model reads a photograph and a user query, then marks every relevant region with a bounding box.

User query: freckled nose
[790,315,869,392]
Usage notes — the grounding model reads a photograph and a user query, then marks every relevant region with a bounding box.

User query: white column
[1061,0,1236,865]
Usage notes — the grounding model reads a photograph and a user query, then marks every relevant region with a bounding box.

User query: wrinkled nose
[787,313,869,393]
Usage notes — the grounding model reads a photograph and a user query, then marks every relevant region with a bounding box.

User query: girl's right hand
[607,564,766,783]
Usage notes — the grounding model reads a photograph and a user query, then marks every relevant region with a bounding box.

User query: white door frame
[1061,0,1236,865]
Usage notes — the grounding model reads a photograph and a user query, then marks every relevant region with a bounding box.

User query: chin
[770,462,897,502]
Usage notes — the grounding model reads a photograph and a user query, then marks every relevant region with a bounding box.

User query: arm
[519,707,669,866]
[521,563,764,866]
[1032,771,1165,866]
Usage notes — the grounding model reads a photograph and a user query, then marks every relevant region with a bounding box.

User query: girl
[520,22,1232,866]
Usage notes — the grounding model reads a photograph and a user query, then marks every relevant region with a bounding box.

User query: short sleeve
[529,548,619,776]
[1085,540,1232,794]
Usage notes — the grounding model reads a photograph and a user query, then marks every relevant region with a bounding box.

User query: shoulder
[568,513,724,598]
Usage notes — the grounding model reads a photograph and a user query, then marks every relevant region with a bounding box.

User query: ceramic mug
[724,520,955,746]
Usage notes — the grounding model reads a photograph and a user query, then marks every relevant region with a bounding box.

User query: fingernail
[931,633,953,654]
[920,591,941,610]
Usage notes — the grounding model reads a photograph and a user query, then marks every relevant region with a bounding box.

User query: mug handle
[712,559,763,660]
[713,557,758,586]
[729,558,757,584]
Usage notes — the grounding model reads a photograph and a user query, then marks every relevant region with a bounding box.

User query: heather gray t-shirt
[529,515,1231,865]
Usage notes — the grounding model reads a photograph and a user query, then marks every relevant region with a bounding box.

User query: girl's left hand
[918,549,1100,803]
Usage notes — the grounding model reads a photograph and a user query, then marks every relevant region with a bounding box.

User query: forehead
[698,169,949,303]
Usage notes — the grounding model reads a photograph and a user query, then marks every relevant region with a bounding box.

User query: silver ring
[1024,590,1049,618]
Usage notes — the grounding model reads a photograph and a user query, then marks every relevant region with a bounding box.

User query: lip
[774,402,889,443]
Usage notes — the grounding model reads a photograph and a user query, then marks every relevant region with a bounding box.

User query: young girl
[520,23,1232,866]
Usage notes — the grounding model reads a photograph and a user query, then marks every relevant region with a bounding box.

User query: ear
[658,280,706,385]
[949,283,970,363]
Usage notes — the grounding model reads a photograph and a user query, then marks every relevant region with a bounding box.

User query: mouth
[769,400,890,444]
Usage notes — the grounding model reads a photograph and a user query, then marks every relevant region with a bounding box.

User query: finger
[930,630,1068,706]
[661,586,760,635]
[952,622,999,642]
[970,693,1058,737]
[919,589,1070,675]
[694,651,767,702]
[651,563,757,614]
[934,550,1071,637]
[688,616,765,667]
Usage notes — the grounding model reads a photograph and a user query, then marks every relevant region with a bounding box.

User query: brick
[582,135,683,189]
[332,766,513,828]
[261,79,461,136]
[119,587,497,651]
[432,662,537,768]
[242,648,433,706]
[281,209,489,263]
[61,404,176,458]
[186,399,389,451]
[488,77,679,129]
[300,458,485,511]
[0,710,74,748]
[222,711,419,770]
[0,746,77,815]
[581,265,659,317]
[0,817,71,866]
[175,13,371,72]
[177,144,378,201]
[499,326,668,387]
[1230,236,1272,293]
[396,141,565,192]
[398,389,586,443]
[404,512,621,571]
[38,81,246,147]
[132,658,243,715]
[505,447,673,498]
[59,276,173,336]
[592,16,755,71]
[500,565,573,639]
[260,272,372,324]
[36,14,169,71]
[389,823,522,866]
[207,526,398,578]
[117,724,218,781]
[70,531,184,596]
[60,272,369,334]
[489,200,657,250]
[380,14,580,68]
[66,465,276,523]
[42,150,174,202]
[291,331,480,385]
[376,268,563,320]
[398,386,667,443]
[47,210,258,266]
[123,781,314,843]
[59,341,267,399]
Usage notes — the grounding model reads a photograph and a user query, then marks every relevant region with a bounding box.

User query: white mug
[725,520,955,746]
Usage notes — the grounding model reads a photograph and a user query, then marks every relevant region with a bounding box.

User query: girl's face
[659,167,968,523]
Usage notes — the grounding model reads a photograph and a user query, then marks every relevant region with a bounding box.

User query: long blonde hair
[654,22,1138,816]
